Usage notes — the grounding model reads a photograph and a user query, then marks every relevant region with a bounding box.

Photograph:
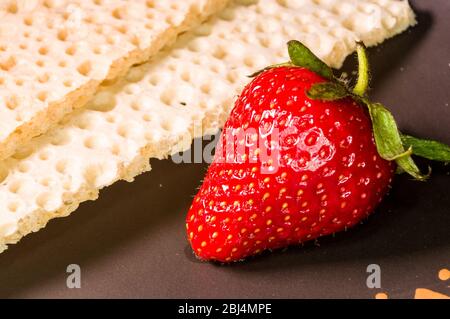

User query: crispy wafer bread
[0,0,230,161]
[0,0,415,252]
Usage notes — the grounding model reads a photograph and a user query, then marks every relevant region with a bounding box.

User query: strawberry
[186,41,450,262]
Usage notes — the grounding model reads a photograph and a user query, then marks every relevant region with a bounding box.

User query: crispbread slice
[0,0,415,252]
[0,0,230,161]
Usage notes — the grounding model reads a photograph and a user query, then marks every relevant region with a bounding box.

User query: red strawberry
[186,65,394,262]
[185,41,449,263]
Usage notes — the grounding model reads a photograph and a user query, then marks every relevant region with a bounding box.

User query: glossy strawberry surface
[186,67,395,262]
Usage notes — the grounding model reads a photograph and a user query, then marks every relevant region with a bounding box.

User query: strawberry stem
[353,42,370,97]
[258,39,450,180]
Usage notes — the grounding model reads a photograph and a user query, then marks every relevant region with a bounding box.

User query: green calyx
[284,40,450,180]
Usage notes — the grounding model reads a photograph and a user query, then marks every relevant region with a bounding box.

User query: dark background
[0,0,448,298]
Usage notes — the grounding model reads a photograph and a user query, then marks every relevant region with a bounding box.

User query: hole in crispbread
[84,15,95,24]
[142,114,152,122]
[86,91,116,112]
[6,95,19,110]
[111,144,121,156]
[116,25,128,34]
[123,85,139,95]
[149,74,159,86]
[43,0,56,8]
[56,160,68,174]
[160,91,173,105]
[18,162,30,173]
[181,71,191,82]
[194,24,213,37]
[8,202,19,213]
[39,151,50,161]
[36,192,53,210]
[38,73,50,83]
[342,18,355,31]
[57,29,68,41]
[7,3,18,14]
[75,117,91,130]
[106,36,116,45]
[106,114,116,123]
[65,45,77,56]
[84,165,101,186]
[37,91,48,102]
[93,46,103,55]
[40,177,52,187]
[210,64,220,74]
[161,120,173,131]
[244,56,255,68]
[84,136,101,149]
[131,101,141,111]
[117,125,130,138]
[77,61,92,77]
[51,131,71,146]
[8,180,21,194]
[131,35,141,47]
[213,48,227,60]
[126,66,146,83]
[63,80,72,88]
[199,100,208,109]
[112,7,124,19]
[168,63,177,71]
[259,38,271,48]
[23,16,33,26]
[0,56,17,71]
[165,16,175,25]
[201,84,211,94]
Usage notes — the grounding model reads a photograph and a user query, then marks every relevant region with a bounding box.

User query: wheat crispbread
[0,0,416,252]
[0,0,230,161]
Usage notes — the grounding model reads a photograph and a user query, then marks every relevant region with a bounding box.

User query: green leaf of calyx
[306,82,349,101]
[401,135,450,162]
[287,40,334,80]
[352,42,370,97]
[366,101,427,181]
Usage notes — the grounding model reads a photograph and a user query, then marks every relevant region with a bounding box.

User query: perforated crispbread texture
[0,0,230,161]
[0,0,415,252]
